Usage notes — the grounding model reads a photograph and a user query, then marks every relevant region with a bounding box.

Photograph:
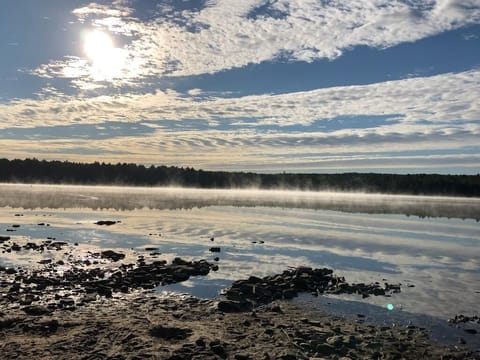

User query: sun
[84,30,114,61]
[83,30,125,80]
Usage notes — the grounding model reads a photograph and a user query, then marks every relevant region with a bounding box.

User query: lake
[1,183,479,324]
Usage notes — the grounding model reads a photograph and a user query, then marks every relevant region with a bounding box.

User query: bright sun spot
[83,30,126,81]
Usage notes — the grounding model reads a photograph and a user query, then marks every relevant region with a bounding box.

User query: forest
[0,158,479,197]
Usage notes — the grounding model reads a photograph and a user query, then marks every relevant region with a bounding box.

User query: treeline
[0,158,479,197]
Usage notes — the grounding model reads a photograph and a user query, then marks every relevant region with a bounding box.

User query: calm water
[1,184,479,322]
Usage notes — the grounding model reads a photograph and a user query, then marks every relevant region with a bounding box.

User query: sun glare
[83,30,125,80]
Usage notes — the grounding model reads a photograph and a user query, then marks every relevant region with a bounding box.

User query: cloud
[1,68,479,170]
[72,3,133,21]
[28,0,480,88]
[2,69,478,129]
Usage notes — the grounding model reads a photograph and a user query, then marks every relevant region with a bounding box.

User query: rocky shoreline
[1,234,479,359]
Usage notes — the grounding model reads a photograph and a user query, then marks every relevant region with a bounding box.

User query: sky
[0,0,479,174]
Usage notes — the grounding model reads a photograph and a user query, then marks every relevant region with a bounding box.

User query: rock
[22,305,50,316]
[210,342,227,359]
[464,329,477,334]
[217,300,253,313]
[278,352,297,360]
[39,319,59,333]
[234,355,251,360]
[145,247,159,251]
[149,325,192,340]
[209,247,221,252]
[195,338,206,348]
[326,335,344,347]
[100,250,125,262]
[315,344,335,355]
[5,267,17,274]
[95,220,118,226]
[11,243,21,251]
[0,236,10,242]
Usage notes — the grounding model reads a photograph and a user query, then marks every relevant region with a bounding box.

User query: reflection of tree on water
[1,185,479,220]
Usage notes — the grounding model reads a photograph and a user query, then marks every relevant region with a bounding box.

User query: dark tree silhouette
[0,158,479,197]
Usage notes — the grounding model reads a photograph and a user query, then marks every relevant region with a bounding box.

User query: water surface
[1,184,479,322]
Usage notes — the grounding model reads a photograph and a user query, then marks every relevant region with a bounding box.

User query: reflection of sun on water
[83,30,126,81]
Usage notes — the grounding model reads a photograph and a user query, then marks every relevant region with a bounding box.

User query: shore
[1,224,479,359]
[2,294,478,360]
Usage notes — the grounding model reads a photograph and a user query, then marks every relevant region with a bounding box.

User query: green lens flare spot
[386,304,394,311]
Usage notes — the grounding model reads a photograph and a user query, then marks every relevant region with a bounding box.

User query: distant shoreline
[1,158,479,197]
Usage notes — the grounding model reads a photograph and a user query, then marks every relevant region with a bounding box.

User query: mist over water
[1,183,479,219]
[0,183,479,322]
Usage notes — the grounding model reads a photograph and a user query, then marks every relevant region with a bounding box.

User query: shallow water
[1,184,479,323]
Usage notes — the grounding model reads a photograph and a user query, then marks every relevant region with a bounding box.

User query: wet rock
[464,329,477,334]
[449,314,480,324]
[95,220,119,226]
[12,224,20,228]
[223,267,400,307]
[209,247,221,252]
[0,236,11,242]
[149,325,192,340]
[11,243,21,251]
[100,250,125,262]
[47,241,67,251]
[3,267,17,274]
